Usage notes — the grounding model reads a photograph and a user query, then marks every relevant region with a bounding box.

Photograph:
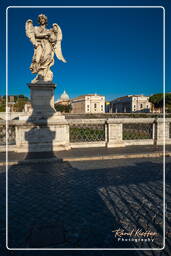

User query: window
[94,103,97,109]
[87,104,90,111]
[140,104,143,108]
[147,105,149,108]
[101,105,103,111]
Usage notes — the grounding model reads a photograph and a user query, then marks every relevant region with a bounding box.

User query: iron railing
[123,123,153,140]
[0,125,16,145]
[69,123,105,142]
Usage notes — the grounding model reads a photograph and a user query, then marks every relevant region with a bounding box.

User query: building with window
[71,94,105,114]
[109,95,152,113]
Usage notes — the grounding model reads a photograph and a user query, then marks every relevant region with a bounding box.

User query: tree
[0,95,29,112]
[64,104,72,113]
[0,104,5,112]
[18,94,25,98]
[54,103,72,113]
[149,93,171,112]
[0,99,6,112]
[13,98,28,112]
[149,93,163,108]
[165,93,171,107]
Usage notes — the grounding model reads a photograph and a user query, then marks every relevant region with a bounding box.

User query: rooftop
[72,94,104,100]
[110,94,149,102]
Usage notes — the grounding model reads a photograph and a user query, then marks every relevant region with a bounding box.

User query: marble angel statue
[25,14,67,83]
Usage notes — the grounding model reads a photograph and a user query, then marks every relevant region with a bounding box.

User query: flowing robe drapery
[30,26,55,81]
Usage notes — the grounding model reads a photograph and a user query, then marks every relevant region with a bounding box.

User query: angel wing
[53,24,67,63]
[25,19,36,46]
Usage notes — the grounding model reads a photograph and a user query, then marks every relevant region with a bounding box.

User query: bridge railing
[0,118,171,152]
[67,119,107,148]
[0,121,16,146]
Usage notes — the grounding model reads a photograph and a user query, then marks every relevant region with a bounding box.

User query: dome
[60,90,70,101]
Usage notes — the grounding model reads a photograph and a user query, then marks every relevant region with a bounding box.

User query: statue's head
[38,14,48,25]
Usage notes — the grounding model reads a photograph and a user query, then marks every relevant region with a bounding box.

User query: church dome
[60,90,70,101]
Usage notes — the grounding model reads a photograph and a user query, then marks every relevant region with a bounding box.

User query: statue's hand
[46,31,51,37]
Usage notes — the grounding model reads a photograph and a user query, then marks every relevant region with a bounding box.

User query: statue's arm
[35,31,51,39]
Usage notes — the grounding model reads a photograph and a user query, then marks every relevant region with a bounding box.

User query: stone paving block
[26,222,65,248]
[0,158,170,252]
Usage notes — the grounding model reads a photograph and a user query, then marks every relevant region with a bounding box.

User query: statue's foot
[44,78,53,82]
[31,75,44,84]
[31,71,53,84]
[31,77,39,84]
[44,70,53,82]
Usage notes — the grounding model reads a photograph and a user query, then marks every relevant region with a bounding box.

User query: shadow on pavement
[1,102,171,255]
[1,158,171,251]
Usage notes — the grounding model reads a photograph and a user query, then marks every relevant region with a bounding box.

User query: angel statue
[25,14,67,83]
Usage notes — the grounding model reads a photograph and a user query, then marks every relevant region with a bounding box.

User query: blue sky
[0,0,171,101]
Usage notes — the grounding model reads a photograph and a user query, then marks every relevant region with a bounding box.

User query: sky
[0,0,171,101]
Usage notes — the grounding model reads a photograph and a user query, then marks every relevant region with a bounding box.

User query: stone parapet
[15,119,70,152]
[1,117,171,152]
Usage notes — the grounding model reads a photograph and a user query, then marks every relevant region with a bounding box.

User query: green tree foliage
[65,104,72,113]
[149,93,163,108]
[0,99,6,112]
[12,95,28,102]
[0,103,5,112]
[54,103,72,113]
[18,94,26,99]
[0,95,29,111]
[165,93,171,107]
[149,93,171,112]
[14,97,29,112]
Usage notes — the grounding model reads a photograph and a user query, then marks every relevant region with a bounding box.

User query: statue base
[28,81,57,119]
[15,80,70,152]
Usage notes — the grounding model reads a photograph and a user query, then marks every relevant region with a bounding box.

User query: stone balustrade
[0,117,171,152]
[0,112,28,121]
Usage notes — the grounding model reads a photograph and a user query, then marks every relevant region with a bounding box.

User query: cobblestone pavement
[1,145,171,163]
[0,157,171,256]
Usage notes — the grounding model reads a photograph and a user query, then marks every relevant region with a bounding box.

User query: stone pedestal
[14,81,71,152]
[28,81,57,118]
[15,119,71,152]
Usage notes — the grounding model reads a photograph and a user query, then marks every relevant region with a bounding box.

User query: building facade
[23,101,32,113]
[71,94,105,114]
[109,95,152,113]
